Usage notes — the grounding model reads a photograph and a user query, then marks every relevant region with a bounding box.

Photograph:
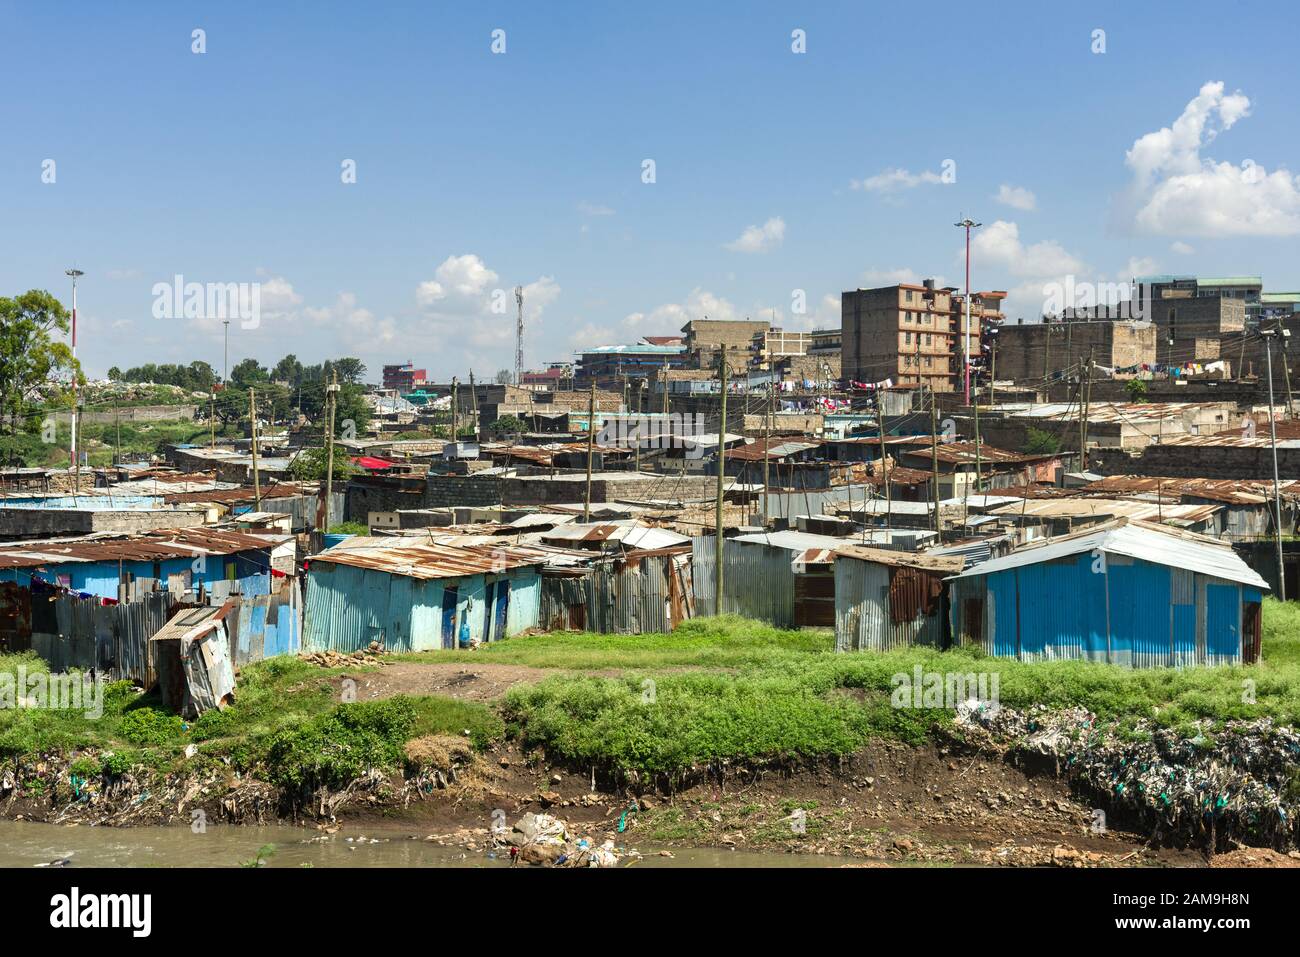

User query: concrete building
[842,280,1004,392]
[382,362,428,393]
[573,343,686,389]
[995,320,1156,382]
[680,318,771,367]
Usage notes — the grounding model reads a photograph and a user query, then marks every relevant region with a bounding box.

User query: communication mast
[514,285,524,385]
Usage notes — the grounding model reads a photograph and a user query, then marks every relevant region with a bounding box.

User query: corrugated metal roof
[307,538,551,580]
[0,527,290,569]
[539,522,691,551]
[726,438,822,461]
[989,498,1221,523]
[833,544,963,573]
[1078,474,1299,505]
[949,519,1268,589]
[732,529,854,554]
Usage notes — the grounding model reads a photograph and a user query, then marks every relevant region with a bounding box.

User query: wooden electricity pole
[469,371,479,442]
[584,383,595,522]
[714,356,728,614]
[928,387,941,534]
[323,373,338,532]
[450,376,458,441]
[1081,348,1094,470]
[250,388,262,511]
[762,382,772,525]
[876,390,892,515]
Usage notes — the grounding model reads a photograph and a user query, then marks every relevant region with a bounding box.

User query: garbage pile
[499,812,632,867]
[957,704,1300,852]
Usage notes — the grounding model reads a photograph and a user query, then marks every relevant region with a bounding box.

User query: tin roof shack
[895,441,1070,500]
[707,530,851,627]
[834,546,963,651]
[948,519,1268,667]
[303,538,546,651]
[0,527,288,601]
[1074,475,1300,542]
[987,498,1223,540]
[539,537,695,635]
[151,603,237,717]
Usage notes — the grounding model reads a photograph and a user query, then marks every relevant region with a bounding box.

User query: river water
[0,821,836,868]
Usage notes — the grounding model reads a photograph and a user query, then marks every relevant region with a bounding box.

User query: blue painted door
[493,580,511,641]
[441,586,458,650]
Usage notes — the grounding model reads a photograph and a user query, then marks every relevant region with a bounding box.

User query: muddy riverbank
[0,735,1219,867]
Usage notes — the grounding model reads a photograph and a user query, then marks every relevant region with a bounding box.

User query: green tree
[229,358,269,390]
[107,366,123,381]
[1024,426,1061,455]
[0,289,81,437]
[1124,378,1148,403]
[489,414,527,437]
[287,445,359,481]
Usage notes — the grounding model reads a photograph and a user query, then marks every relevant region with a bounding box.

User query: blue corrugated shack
[947,519,1269,667]
[0,527,286,600]
[303,537,545,651]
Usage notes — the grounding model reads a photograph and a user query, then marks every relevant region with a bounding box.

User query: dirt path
[333,662,557,702]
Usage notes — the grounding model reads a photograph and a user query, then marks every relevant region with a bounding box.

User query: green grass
[0,653,501,790]
[497,600,1300,777]
[5,600,1299,792]
[391,615,832,670]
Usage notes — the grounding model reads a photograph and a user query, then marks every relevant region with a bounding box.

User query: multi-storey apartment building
[841,280,1004,392]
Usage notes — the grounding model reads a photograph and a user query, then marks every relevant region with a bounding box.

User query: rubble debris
[299,648,384,668]
[501,812,631,867]
[957,704,1300,852]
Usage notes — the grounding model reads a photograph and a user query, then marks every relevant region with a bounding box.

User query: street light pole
[954,218,981,405]
[65,268,84,492]
[223,319,230,384]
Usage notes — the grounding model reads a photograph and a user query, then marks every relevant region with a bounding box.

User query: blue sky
[3,0,1298,381]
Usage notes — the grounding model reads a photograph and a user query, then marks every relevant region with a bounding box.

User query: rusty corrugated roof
[0,527,290,570]
[307,537,550,580]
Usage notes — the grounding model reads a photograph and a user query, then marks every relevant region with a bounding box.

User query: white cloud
[994,184,1036,211]
[415,254,560,353]
[1171,241,1196,255]
[862,267,923,286]
[569,323,615,348]
[1123,81,1300,236]
[624,288,739,333]
[851,167,943,192]
[966,220,1085,278]
[1124,256,1159,278]
[578,201,615,217]
[416,254,499,307]
[725,216,785,253]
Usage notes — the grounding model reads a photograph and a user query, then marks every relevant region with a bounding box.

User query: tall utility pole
[1080,348,1094,470]
[1262,330,1288,601]
[65,268,84,492]
[223,319,230,385]
[514,285,524,386]
[323,373,338,532]
[450,376,458,441]
[583,383,595,522]
[762,382,772,525]
[954,218,982,404]
[714,356,728,613]
[249,388,262,510]
[469,371,479,441]
[661,357,669,416]
[209,389,216,448]
[876,391,892,516]
[928,387,941,533]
